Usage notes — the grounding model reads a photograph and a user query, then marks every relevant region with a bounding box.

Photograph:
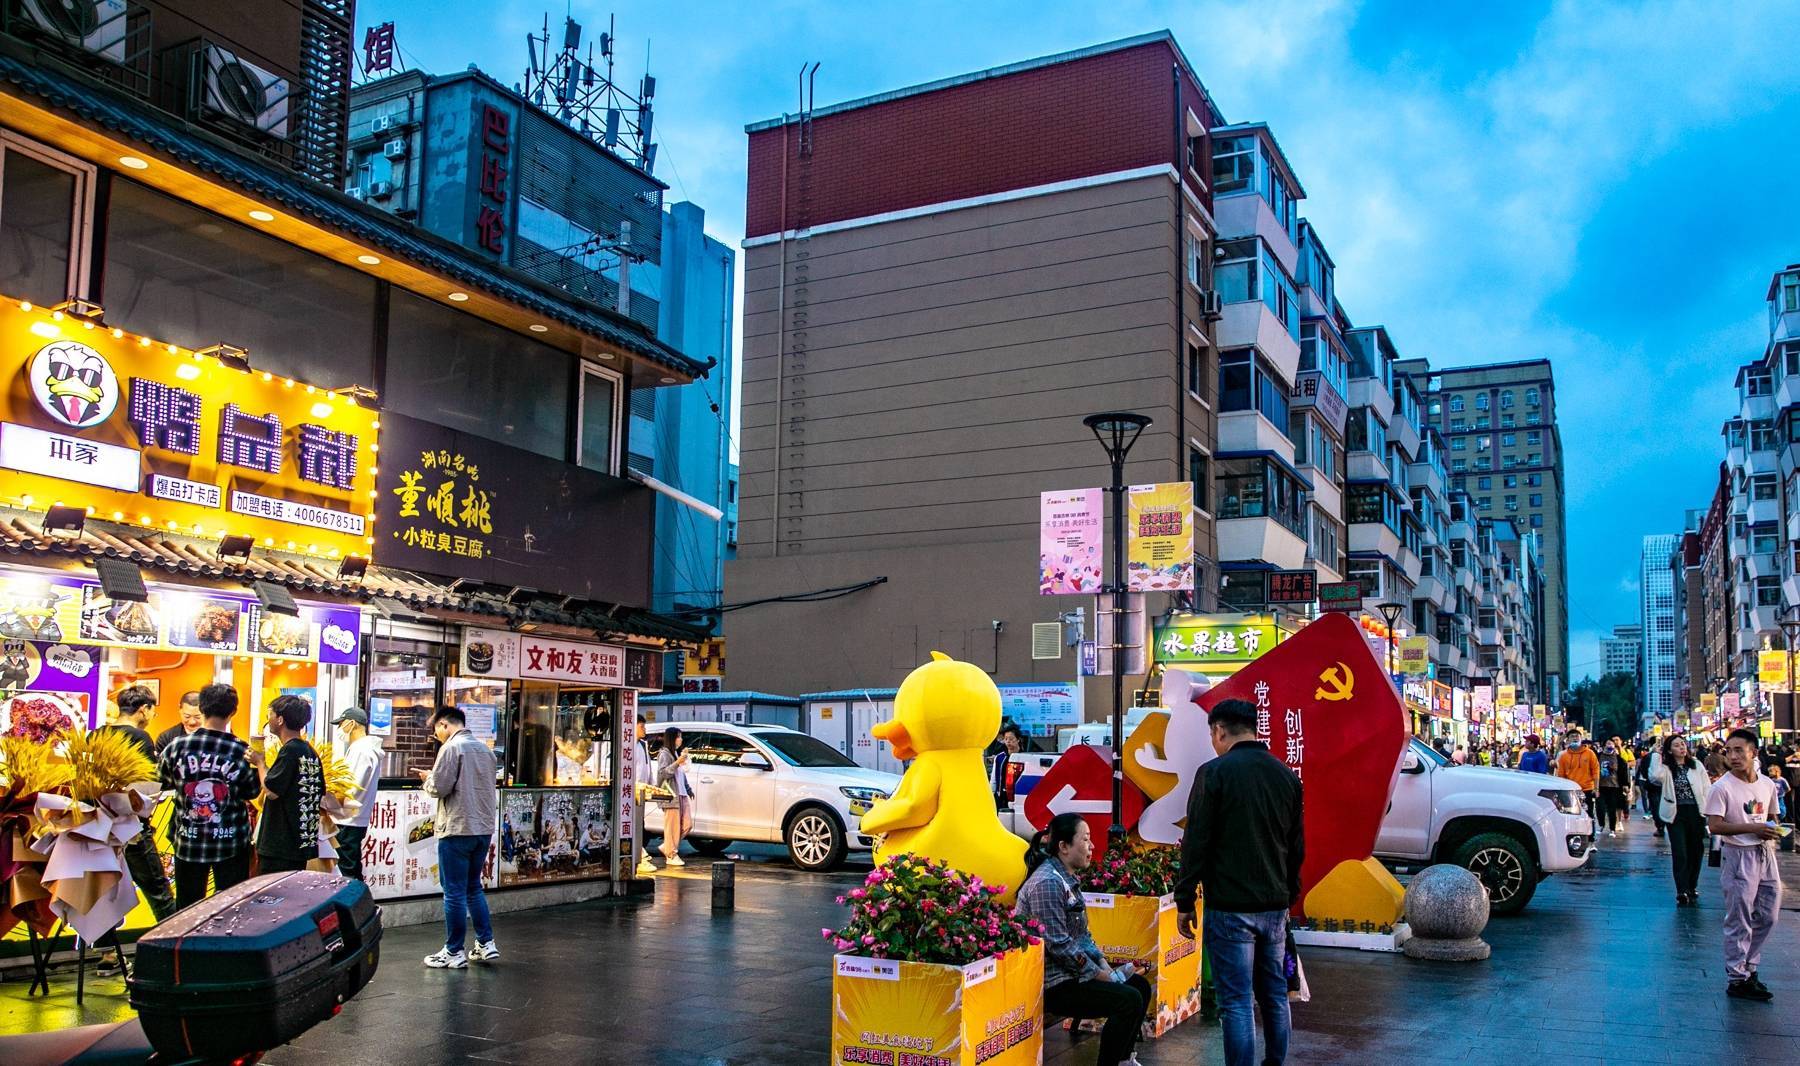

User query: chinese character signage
[998,683,1080,738]
[1317,581,1362,614]
[1039,488,1101,595]
[1265,569,1317,605]
[362,21,396,73]
[1397,635,1430,675]
[1289,370,1349,435]
[361,787,499,901]
[1496,684,1517,708]
[1759,650,1789,688]
[1471,685,1493,718]
[460,626,625,686]
[1125,483,1193,592]
[373,412,653,604]
[0,300,378,559]
[0,639,102,728]
[1154,615,1281,666]
[0,569,359,664]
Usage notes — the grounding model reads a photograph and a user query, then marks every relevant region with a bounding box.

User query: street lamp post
[1084,411,1152,849]
[1378,601,1408,733]
[1779,609,1800,735]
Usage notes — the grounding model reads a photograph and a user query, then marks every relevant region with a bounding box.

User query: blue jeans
[438,835,493,954]
[1204,909,1290,1066]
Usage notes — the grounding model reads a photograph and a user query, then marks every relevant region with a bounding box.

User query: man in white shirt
[332,707,385,882]
[1703,728,1785,1002]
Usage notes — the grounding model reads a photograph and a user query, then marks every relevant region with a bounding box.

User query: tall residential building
[730,33,1226,705]
[1722,356,1780,685]
[1423,361,1568,703]
[1699,467,1735,703]
[1599,624,1642,684]
[1640,534,1680,723]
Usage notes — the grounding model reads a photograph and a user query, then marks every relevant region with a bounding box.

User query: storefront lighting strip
[3,291,381,556]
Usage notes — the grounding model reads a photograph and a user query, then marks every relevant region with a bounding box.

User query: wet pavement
[5,817,1800,1063]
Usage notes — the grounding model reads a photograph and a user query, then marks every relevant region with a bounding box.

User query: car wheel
[1450,831,1537,914]
[785,806,846,871]
[688,838,732,857]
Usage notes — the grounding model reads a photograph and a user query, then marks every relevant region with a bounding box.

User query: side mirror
[739,752,772,771]
[1401,751,1424,775]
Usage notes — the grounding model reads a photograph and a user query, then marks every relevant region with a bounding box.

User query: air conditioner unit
[14,0,127,62]
[199,44,289,140]
[370,114,396,135]
[344,186,366,201]
[1198,289,1224,320]
[382,138,407,160]
[369,180,394,199]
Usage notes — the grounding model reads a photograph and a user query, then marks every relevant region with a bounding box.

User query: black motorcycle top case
[130,871,382,1060]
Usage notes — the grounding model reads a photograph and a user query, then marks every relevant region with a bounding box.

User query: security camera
[991,620,1004,632]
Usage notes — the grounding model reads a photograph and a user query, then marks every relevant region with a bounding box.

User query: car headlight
[1539,788,1584,816]
[839,786,889,804]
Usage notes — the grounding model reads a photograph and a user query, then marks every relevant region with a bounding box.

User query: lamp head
[1083,411,1153,462]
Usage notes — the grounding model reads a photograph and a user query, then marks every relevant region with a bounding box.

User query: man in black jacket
[1174,698,1303,1066]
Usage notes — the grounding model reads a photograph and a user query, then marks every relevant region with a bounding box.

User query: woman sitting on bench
[1015,813,1153,1066]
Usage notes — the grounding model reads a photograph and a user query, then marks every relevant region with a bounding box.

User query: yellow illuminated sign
[0,297,378,559]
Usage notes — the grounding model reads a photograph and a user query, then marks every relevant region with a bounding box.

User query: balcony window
[1257,143,1300,244]
[1781,272,1800,314]
[1347,482,1401,531]
[1751,522,1778,555]
[1746,369,1774,397]
[1752,419,1776,451]
[1215,456,1307,536]
[1346,406,1387,456]
[1310,510,1345,574]
[1298,321,1349,396]
[1220,348,1292,428]
[1756,576,1781,607]
[1215,238,1300,339]
[1782,341,1800,377]
[1212,134,1255,193]
[1347,558,1381,599]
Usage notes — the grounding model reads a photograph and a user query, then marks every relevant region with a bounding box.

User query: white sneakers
[424,941,499,969]
[664,854,686,867]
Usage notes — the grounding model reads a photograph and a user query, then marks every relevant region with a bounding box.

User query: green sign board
[1318,581,1362,613]
[1155,619,1282,665]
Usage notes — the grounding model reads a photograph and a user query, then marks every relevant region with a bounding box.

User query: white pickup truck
[1001,736,1595,914]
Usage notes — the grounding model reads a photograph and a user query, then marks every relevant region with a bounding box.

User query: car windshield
[757,731,858,768]
[1413,739,1451,768]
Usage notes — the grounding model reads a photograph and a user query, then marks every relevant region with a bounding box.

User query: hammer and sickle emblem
[1315,662,1355,702]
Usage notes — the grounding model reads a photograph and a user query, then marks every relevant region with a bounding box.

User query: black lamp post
[1084,411,1152,848]
[1779,608,1800,733]
[1378,601,1406,679]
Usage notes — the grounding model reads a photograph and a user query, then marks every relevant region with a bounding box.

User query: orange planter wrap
[1082,893,1202,1038]
[830,942,1043,1065]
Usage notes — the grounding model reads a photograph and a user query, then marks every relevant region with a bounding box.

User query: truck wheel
[786,806,846,871]
[1450,832,1537,914]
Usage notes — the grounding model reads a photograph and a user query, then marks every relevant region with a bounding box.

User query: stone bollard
[712,860,735,912]
[1401,864,1490,961]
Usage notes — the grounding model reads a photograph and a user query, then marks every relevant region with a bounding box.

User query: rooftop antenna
[521,10,657,174]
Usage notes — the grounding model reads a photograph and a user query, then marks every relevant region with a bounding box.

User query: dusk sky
[362,0,1800,682]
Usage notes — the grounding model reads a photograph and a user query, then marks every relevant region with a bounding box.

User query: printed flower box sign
[830,943,1043,1066]
[1081,894,1202,1039]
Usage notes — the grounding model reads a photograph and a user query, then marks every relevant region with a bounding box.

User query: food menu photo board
[0,570,360,664]
[0,297,379,560]
[359,787,499,901]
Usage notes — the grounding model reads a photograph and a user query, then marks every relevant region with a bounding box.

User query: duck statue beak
[871,719,916,761]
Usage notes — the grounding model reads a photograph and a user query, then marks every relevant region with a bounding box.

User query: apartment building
[1599,623,1642,685]
[1698,466,1735,707]
[730,33,1225,704]
[1639,534,1679,722]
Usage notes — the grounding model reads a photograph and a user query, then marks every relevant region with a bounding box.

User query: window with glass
[1505,497,1519,513]
[386,289,574,458]
[1218,348,1291,428]
[1527,473,1542,487]
[1751,419,1777,452]
[1189,446,1209,512]
[1347,558,1381,598]
[1216,237,1300,339]
[578,365,621,473]
[1475,456,1492,470]
[1448,395,1465,413]
[1451,437,1466,451]
[1747,368,1774,397]
[1186,231,1206,289]
[1451,459,1466,472]
[1188,341,1207,400]
[1450,418,1467,432]
[1499,390,1514,408]
[1751,522,1778,555]
[1756,576,1782,607]
[1298,321,1349,397]
[1212,134,1255,193]
[1500,413,1515,428]
[0,136,90,307]
[1474,393,1490,411]
[1526,430,1542,445]
[1215,457,1306,536]
[1477,496,1491,510]
[1781,272,1800,313]
[1501,433,1516,447]
[1347,482,1400,530]
[1257,143,1300,243]
[1782,342,1800,378]
[1530,515,1543,528]
[104,179,378,387]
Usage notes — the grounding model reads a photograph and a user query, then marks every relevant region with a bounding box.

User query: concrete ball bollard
[1401,864,1491,961]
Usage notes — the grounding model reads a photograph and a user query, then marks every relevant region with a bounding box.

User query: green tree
[1569,672,1639,740]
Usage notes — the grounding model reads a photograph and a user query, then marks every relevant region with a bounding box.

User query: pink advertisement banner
[1039,488,1102,595]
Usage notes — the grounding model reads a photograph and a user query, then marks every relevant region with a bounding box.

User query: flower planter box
[1080,893,1202,1038]
[830,942,1043,1066]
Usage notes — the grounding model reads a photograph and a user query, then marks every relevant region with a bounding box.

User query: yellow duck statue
[860,651,1029,904]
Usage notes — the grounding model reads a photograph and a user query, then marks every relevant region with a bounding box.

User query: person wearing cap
[1517,734,1550,775]
[333,706,384,881]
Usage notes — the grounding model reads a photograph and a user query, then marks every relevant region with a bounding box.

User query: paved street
[7,816,1800,1063]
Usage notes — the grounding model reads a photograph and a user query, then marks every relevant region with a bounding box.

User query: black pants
[1045,973,1152,1066]
[173,851,251,912]
[122,833,177,922]
[1645,783,1665,835]
[335,825,368,881]
[1668,805,1705,897]
[1599,787,1627,830]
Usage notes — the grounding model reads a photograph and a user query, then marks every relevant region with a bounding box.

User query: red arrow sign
[1022,743,1145,851]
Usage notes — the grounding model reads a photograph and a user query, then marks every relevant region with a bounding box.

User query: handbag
[1283,923,1310,1003]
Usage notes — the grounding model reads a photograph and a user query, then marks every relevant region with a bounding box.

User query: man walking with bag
[1174,698,1304,1066]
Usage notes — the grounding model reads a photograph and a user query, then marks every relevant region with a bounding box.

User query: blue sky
[361,0,1800,685]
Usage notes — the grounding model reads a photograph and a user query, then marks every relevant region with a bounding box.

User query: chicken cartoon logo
[29,340,119,429]
[860,651,1029,902]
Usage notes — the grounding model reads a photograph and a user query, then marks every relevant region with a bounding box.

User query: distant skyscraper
[1599,624,1642,684]
[1640,534,1680,724]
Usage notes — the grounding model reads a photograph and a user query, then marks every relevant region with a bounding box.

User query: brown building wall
[728,171,1214,708]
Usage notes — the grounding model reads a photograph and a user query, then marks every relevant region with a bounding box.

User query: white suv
[643,722,900,871]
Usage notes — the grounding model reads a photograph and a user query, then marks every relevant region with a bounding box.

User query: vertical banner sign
[615,689,638,879]
[1471,685,1493,720]
[1397,636,1430,675]
[1496,685,1517,709]
[1758,650,1789,690]
[1126,483,1194,592]
[1039,488,1103,595]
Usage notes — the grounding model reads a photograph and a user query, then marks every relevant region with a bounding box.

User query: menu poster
[78,585,160,646]
[361,787,498,901]
[499,788,611,886]
[245,604,312,658]
[165,595,244,652]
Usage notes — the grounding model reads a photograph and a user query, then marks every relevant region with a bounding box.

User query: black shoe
[95,954,123,977]
[1728,979,1774,1002]
[1748,973,1772,996]
[1676,894,1688,906]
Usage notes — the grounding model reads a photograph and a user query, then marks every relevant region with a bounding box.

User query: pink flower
[834,937,854,951]
[848,888,867,900]
[861,934,876,947]
[820,927,834,939]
